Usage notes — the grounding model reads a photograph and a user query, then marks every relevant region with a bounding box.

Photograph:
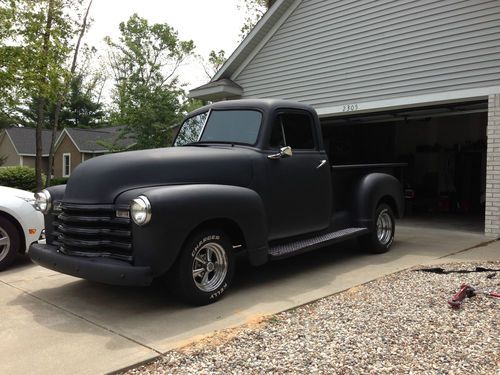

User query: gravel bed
[125,261,500,375]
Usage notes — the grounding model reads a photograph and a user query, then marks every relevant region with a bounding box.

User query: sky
[85,0,248,92]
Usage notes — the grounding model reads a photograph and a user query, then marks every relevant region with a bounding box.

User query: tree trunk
[36,0,55,191]
[46,0,93,186]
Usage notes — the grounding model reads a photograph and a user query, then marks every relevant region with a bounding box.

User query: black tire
[358,203,395,254]
[0,216,21,271]
[171,228,235,306]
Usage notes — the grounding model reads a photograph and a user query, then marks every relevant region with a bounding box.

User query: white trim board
[315,86,500,117]
[62,152,71,177]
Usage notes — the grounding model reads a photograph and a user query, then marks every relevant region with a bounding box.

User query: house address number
[342,104,359,112]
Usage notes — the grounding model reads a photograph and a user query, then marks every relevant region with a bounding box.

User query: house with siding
[0,128,59,172]
[52,127,135,178]
[190,0,500,237]
[0,126,135,178]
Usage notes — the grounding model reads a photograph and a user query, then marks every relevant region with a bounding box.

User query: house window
[63,153,71,177]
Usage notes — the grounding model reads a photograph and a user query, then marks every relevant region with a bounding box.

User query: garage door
[320,100,487,232]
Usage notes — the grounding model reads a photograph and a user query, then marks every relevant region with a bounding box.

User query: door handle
[317,159,327,169]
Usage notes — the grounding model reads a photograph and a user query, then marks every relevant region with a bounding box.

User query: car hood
[0,186,35,200]
[63,146,256,204]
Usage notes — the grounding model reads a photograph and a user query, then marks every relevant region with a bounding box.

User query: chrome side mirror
[268,146,293,160]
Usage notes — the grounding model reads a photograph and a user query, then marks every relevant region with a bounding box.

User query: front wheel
[358,203,395,254]
[171,228,235,306]
[0,217,20,271]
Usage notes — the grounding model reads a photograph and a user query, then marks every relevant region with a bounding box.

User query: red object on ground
[448,284,500,309]
[448,284,475,309]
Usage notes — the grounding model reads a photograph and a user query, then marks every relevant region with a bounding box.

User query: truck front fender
[353,173,404,228]
[124,184,268,276]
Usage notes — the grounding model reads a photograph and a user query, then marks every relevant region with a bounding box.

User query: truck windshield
[174,110,262,146]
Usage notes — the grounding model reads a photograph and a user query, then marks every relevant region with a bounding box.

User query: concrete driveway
[0,225,497,375]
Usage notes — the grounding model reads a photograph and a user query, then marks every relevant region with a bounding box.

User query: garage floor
[401,213,484,233]
[0,224,496,375]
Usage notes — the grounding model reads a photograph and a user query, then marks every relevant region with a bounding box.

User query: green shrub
[50,177,69,186]
[0,166,45,192]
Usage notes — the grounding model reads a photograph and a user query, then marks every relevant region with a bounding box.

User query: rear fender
[353,173,404,228]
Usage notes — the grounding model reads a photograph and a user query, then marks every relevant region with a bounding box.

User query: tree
[60,74,104,127]
[6,0,82,190]
[0,1,23,129]
[45,0,93,186]
[106,14,195,149]
[238,0,274,40]
[200,49,226,79]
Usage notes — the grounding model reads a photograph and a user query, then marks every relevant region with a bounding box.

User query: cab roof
[189,99,316,117]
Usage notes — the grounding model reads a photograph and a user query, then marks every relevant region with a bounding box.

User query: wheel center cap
[206,262,215,272]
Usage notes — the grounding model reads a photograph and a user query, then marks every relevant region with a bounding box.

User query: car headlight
[34,189,52,214]
[130,196,151,226]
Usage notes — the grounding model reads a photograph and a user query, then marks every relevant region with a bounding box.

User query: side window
[270,112,315,150]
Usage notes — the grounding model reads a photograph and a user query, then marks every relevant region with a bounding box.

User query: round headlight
[34,189,52,214]
[130,196,151,226]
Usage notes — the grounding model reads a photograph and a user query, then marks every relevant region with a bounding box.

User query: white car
[0,186,45,270]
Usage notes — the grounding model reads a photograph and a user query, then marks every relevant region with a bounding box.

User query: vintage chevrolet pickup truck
[29,99,403,305]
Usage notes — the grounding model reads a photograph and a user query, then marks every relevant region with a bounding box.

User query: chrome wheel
[0,227,11,263]
[376,209,393,245]
[192,242,228,292]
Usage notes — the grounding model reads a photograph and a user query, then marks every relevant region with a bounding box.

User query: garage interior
[321,100,488,233]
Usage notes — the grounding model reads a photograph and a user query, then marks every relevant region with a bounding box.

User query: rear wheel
[358,203,395,254]
[171,228,235,306]
[0,216,20,271]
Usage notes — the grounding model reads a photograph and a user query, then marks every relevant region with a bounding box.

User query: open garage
[190,1,500,237]
[320,101,488,232]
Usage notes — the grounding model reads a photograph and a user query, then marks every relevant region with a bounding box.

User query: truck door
[266,110,332,240]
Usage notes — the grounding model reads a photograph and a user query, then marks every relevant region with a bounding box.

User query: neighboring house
[190,0,500,237]
[0,126,135,178]
[53,127,135,178]
[0,128,59,172]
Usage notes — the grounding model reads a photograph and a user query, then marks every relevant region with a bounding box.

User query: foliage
[0,1,23,123]
[200,49,227,79]
[60,73,104,127]
[49,176,68,185]
[0,166,46,191]
[238,0,272,40]
[182,98,206,115]
[1,0,88,190]
[105,14,195,149]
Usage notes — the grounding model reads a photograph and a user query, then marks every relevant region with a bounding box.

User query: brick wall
[485,93,500,237]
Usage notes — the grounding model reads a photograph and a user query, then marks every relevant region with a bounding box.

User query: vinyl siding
[0,134,20,166]
[235,0,500,108]
[22,156,48,173]
[53,135,81,179]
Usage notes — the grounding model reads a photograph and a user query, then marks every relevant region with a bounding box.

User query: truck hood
[63,146,255,204]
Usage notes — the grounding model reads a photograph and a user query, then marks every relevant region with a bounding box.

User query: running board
[268,227,369,259]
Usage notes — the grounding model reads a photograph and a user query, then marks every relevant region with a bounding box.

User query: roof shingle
[3,127,60,155]
[64,127,135,152]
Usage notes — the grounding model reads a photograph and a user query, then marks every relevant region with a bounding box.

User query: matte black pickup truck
[30,99,403,305]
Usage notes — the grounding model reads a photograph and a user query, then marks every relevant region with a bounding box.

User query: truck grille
[51,203,133,262]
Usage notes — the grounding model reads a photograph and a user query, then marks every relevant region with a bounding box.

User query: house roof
[62,126,136,153]
[190,0,299,100]
[1,127,61,156]
[188,79,243,101]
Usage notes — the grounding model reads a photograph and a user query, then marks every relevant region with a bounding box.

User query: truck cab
[30,99,403,305]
